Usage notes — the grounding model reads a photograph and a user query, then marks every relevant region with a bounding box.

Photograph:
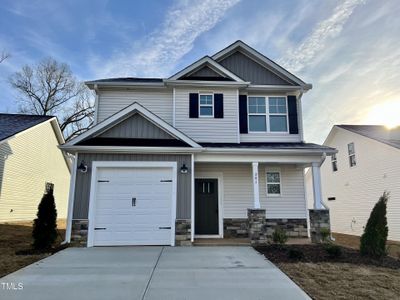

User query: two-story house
[306,125,400,242]
[61,41,335,247]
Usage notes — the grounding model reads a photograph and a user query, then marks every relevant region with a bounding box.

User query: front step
[193,238,250,246]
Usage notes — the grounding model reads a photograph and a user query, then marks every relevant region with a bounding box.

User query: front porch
[181,151,330,245]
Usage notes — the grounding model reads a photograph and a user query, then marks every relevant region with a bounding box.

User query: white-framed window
[331,153,338,172]
[266,170,281,196]
[248,97,267,131]
[199,94,213,117]
[348,142,356,167]
[248,96,288,133]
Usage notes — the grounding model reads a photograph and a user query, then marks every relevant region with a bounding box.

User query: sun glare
[365,100,400,129]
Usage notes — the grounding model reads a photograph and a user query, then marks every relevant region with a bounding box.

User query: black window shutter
[189,93,199,118]
[287,95,299,134]
[239,95,248,134]
[214,94,224,118]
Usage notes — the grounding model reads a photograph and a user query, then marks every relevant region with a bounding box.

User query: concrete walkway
[1,246,310,300]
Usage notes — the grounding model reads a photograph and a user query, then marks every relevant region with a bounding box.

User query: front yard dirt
[0,221,65,278]
[255,244,400,300]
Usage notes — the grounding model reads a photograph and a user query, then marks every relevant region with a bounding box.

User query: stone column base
[309,209,330,243]
[247,209,268,245]
[175,219,192,246]
[70,219,88,247]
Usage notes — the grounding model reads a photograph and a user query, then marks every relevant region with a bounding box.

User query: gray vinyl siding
[99,113,174,139]
[97,89,173,124]
[218,51,295,85]
[73,153,191,220]
[186,66,223,78]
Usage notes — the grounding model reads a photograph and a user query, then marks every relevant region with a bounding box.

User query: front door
[195,178,219,235]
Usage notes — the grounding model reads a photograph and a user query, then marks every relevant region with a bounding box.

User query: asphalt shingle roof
[0,114,53,142]
[337,125,400,149]
[87,77,163,84]
[200,142,335,151]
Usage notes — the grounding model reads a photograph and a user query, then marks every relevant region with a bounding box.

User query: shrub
[360,192,389,257]
[272,228,288,245]
[325,244,342,258]
[32,187,58,250]
[320,227,331,243]
[288,249,304,260]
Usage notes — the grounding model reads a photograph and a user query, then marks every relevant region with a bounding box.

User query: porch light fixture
[180,163,188,174]
[77,160,88,173]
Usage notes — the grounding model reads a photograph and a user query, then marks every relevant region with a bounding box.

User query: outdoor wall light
[77,160,88,173]
[180,163,188,174]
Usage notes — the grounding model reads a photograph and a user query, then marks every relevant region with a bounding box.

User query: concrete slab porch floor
[1,246,310,300]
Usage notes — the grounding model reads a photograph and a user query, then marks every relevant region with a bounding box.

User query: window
[269,97,288,132]
[266,171,281,196]
[248,96,288,132]
[348,142,356,167]
[248,97,266,131]
[331,153,338,172]
[199,94,213,117]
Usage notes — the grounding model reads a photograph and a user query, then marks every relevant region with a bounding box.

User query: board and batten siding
[97,89,173,124]
[99,113,174,139]
[0,122,70,222]
[195,163,307,219]
[307,127,400,241]
[218,51,295,85]
[73,154,192,220]
[174,87,239,143]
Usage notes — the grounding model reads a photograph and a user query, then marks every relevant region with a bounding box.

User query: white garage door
[91,166,174,246]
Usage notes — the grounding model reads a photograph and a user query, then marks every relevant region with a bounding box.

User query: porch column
[252,162,261,209]
[311,162,323,209]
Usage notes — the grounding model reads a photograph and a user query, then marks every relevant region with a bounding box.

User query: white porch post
[252,162,261,209]
[312,162,323,209]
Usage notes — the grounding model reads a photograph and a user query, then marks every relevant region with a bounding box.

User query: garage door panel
[92,166,174,246]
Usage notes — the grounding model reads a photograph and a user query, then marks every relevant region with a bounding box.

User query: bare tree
[0,51,10,64]
[9,58,94,141]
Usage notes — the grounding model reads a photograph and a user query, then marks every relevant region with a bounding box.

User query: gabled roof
[337,125,400,149]
[62,102,201,149]
[212,40,311,89]
[168,56,246,82]
[0,114,54,142]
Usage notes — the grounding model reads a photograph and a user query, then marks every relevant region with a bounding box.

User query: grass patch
[0,221,65,278]
[255,244,400,300]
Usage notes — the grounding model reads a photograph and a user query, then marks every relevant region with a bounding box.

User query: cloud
[93,0,240,78]
[278,0,366,73]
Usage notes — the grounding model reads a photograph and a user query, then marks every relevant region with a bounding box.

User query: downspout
[93,84,99,125]
[62,153,78,245]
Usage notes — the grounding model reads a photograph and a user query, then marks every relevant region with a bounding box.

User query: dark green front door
[195,179,219,235]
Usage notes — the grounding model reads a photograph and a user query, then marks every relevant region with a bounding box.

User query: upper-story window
[348,142,356,167]
[248,96,288,132]
[199,94,213,117]
[331,153,338,172]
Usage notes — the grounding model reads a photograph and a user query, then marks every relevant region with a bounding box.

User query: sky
[0,0,399,143]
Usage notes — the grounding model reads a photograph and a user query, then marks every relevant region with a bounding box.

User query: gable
[98,113,174,140]
[181,65,232,81]
[218,51,295,85]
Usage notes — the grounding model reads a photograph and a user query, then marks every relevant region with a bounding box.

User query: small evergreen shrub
[325,244,342,258]
[320,227,330,243]
[288,249,304,260]
[32,187,58,250]
[272,228,288,245]
[360,192,389,257]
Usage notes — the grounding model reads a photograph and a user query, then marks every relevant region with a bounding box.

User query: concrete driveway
[1,246,309,300]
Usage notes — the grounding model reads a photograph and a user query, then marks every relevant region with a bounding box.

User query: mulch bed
[255,244,400,269]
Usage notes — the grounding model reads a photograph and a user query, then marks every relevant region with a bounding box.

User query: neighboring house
[0,114,71,222]
[305,125,400,241]
[61,41,335,247]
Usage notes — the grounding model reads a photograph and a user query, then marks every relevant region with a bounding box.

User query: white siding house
[306,125,400,241]
[0,114,70,222]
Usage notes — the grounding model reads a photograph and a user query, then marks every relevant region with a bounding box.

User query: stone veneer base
[175,219,192,246]
[70,219,88,247]
[309,209,330,243]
